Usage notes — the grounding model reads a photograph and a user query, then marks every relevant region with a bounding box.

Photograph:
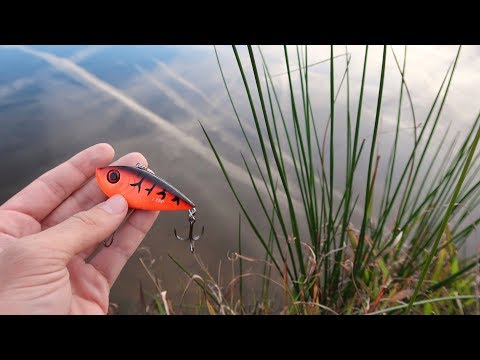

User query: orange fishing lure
[95,163,202,252]
[96,165,195,211]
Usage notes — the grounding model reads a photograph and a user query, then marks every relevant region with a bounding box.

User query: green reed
[198,45,480,314]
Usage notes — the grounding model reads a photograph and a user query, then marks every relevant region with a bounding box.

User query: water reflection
[1,45,479,313]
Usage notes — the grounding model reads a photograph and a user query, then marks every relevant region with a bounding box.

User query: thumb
[37,194,128,259]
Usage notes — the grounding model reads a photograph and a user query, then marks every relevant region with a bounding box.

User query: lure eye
[107,169,120,184]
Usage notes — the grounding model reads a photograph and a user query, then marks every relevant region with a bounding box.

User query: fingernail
[99,194,127,214]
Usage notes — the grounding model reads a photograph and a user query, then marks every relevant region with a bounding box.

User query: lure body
[96,165,195,211]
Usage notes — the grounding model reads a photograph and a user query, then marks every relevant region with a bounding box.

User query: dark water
[1,45,479,313]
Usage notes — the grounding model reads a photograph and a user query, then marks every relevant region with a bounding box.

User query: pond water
[1,45,479,313]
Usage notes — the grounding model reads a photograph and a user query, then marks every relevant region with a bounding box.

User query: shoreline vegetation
[133,45,480,315]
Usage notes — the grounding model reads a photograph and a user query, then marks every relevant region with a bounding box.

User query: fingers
[42,152,148,229]
[31,194,128,262]
[0,210,42,238]
[0,143,115,222]
[89,209,159,287]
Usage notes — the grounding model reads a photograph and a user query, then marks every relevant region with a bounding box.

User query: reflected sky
[1,45,479,313]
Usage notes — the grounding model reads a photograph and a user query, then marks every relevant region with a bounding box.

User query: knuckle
[71,211,98,229]
[127,216,149,237]
[41,176,69,200]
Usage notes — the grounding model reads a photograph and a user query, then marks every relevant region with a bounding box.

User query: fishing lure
[96,163,203,252]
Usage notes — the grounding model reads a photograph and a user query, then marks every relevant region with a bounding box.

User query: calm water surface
[1,45,479,313]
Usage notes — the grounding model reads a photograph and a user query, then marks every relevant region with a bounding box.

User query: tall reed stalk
[200,45,480,314]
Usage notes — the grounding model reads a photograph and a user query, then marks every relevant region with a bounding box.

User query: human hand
[0,143,159,314]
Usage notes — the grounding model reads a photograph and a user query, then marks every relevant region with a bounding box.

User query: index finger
[0,143,115,222]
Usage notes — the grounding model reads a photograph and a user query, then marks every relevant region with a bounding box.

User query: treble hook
[103,209,136,247]
[104,233,115,247]
[174,207,204,253]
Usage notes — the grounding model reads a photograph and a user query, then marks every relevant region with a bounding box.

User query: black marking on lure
[130,176,146,193]
[145,183,156,196]
[156,189,166,199]
[116,166,195,207]
[171,196,180,206]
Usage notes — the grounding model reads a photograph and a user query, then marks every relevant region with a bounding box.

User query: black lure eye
[107,169,120,184]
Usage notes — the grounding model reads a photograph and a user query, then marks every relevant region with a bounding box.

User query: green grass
[139,45,480,315]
